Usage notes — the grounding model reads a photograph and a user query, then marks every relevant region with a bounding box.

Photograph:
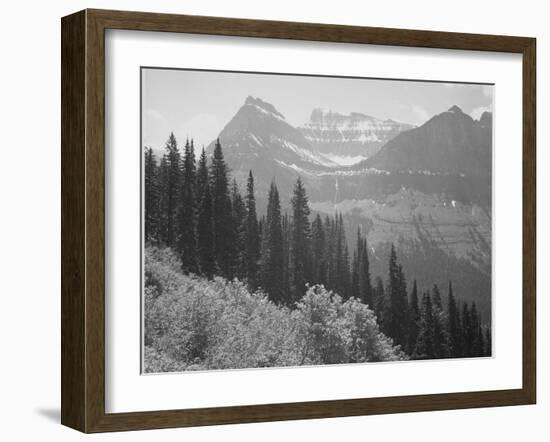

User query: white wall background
[0,0,546,440]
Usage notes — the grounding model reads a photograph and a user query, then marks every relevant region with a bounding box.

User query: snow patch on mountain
[322,153,367,166]
[275,138,338,167]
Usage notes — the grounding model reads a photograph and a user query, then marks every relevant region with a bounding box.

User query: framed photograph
[61,9,536,433]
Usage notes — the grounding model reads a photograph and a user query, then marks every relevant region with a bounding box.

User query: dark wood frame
[61,8,536,433]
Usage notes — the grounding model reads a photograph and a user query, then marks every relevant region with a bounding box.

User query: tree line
[144,133,491,360]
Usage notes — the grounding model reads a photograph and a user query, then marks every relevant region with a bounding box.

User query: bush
[143,246,406,373]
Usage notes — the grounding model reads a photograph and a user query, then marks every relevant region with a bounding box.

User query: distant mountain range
[207,96,492,204]
[299,108,414,165]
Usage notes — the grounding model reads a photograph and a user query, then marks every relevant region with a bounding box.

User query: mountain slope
[363,105,492,178]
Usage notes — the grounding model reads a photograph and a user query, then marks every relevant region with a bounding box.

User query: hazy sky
[142,68,493,152]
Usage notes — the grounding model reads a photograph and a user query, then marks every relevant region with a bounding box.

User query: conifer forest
[143,134,492,373]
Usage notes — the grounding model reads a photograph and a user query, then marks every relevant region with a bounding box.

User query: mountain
[207,96,334,207]
[204,98,492,320]
[363,105,492,178]
[211,96,336,170]
[299,109,414,165]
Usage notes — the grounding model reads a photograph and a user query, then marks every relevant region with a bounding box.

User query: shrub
[143,246,406,373]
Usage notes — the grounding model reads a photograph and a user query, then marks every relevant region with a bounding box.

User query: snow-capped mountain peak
[299,108,415,161]
[244,96,286,121]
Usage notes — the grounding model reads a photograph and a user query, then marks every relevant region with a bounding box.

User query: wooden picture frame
[61,8,536,433]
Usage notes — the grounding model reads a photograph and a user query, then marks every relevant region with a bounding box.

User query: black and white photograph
[141,68,493,373]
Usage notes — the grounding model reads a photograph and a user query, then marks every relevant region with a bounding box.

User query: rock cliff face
[299,108,414,165]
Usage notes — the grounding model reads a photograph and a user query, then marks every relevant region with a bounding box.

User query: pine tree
[144,147,159,244]
[415,292,435,359]
[290,178,312,301]
[447,281,462,357]
[231,179,247,279]
[261,181,285,303]
[324,216,336,290]
[335,214,350,298]
[197,176,215,278]
[471,302,484,357]
[244,171,260,288]
[162,133,181,247]
[373,276,387,329]
[431,284,449,358]
[387,244,409,348]
[359,238,373,307]
[176,139,198,273]
[282,213,291,298]
[311,214,326,285]
[157,154,169,245]
[461,302,473,357]
[196,147,209,204]
[351,230,361,300]
[209,139,231,277]
[407,280,421,355]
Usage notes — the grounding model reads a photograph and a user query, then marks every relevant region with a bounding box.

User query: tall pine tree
[161,133,181,247]
[176,139,198,273]
[261,181,285,303]
[447,281,462,357]
[290,177,312,301]
[386,244,409,348]
[244,171,260,288]
[431,284,449,358]
[415,292,435,359]
[144,147,159,244]
[209,139,232,277]
[407,280,420,355]
[311,214,326,286]
[231,179,247,279]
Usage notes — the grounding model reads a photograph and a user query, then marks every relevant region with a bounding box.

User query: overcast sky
[142,68,493,151]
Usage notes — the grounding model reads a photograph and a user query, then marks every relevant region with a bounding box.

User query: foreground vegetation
[144,247,406,373]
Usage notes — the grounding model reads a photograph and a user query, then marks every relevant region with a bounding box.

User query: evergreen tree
[324,216,336,290]
[157,154,169,245]
[447,281,462,357]
[359,237,373,307]
[144,147,159,244]
[290,178,312,301]
[197,176,215,278]
[431,284,449,358]
[387,244,409,348]
[334,214,350,298]
[282,213,292,298]
[415,292,435,359]
[311,214,326,285]
[161,133,181,247]
[196,147,209,204]
[407,280,421,355]
[244,171,260,288]
[261,181,285,303]
[352,229,373,306]
[176,139,198,273]
[471,302,485,357]
[351,231,361,300]
[231,179,247,279]
[461,302,473,357]
[209,139,232,277]
[373,276,387,329]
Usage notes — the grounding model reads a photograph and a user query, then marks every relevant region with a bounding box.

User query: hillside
[143,247,406,373]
